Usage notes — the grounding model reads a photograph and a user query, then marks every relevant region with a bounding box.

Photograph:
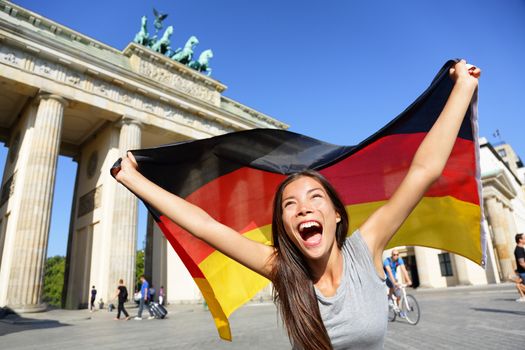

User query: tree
[135,249,145,290]
[43,255,65,307]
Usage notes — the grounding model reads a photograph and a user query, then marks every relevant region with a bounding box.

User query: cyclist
[384,250,412,314]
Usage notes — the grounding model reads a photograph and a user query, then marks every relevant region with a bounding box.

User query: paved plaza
[1,283,523,349]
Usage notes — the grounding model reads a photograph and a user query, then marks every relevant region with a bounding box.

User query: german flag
[114,59,484,340]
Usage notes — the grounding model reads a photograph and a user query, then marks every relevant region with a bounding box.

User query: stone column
[483,221,501,284]
[484,197,514,279]
[108,116,142,298]
[452,254,471,286]
[503,206,518,270]
[453,253,488,286]
[414,247,438,288]
[149,215,168,297]
[144,215,154,283]
[7,93,67,311]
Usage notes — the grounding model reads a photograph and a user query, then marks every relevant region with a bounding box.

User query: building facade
[0,1,286,311]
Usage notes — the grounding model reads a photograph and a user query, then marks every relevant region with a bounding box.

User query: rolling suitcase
[149,302,168,319]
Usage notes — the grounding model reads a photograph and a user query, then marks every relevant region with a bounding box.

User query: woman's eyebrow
[282,187,323,202]
[307,187,324,194]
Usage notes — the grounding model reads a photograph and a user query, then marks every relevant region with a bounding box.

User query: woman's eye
[283,201,294,208]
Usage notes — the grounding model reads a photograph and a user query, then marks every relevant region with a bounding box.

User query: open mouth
[297,220,323,247]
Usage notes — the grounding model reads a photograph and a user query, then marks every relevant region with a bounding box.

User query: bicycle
[387,283,420,325]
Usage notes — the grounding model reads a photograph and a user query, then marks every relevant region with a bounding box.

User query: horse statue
[189,49,213,76]
[171,36,199,65]
[150,26,173,55]
[133,16,149,46]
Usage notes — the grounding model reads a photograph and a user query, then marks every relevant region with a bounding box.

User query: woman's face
[281,176,341,261]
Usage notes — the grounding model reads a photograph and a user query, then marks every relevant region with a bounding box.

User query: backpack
[121,287,128,301]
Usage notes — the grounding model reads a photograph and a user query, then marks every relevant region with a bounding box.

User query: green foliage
[43,255,65,307]
[135,250,145,290]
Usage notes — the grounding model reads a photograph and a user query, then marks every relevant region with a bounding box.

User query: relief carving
[143,100,156,112]
[150,67,171,84]
[139,59,153,77]
[35,59,58,80]
[93,80,111,97]
[139,57,217,104]
[0,48,24,68]
[66,72,82,86]
[181,111,197,125]
[121,92,133,104]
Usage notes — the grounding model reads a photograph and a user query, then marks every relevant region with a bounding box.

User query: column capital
[116,115,143,129]
[483,187,513,210]
[35,91,69,108]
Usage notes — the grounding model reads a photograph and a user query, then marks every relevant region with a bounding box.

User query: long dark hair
[269,170,349,350]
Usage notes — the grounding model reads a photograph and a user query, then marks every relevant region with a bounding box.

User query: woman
[113,279,130,320]
[114,60,480,349]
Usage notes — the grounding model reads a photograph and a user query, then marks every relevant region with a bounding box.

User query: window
[438,253,453,277]
[498,149,507,158]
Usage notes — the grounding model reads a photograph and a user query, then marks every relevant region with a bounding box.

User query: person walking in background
[134,275,154,320]
[514,233,525,302]
[159,286,165,306]
[90,286,97,312]
[114,279,130,320]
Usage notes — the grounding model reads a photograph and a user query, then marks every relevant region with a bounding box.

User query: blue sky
[2,0,524,257]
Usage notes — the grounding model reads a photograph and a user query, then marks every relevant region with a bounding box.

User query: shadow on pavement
[0,307,70,337]
[492,298,521,302]
[471,307,525,316]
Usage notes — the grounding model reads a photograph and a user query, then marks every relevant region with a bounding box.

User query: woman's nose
[296,202,313,216]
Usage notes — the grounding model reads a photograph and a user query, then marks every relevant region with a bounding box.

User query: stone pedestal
[3,93,67,311]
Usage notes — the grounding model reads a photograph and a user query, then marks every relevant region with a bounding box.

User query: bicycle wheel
[402,294,420,325]
[388,303,396,322]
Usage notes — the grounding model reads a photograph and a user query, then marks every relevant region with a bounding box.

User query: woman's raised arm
[113,152,276,279]
[360,60,481,271]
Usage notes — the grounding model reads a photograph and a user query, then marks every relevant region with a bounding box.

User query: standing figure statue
[133,16,149,46]
[149,8,168,46]
[189,49,214,76]
[153,8,168,35]
[171,36,199,65]
[151,26,174,55]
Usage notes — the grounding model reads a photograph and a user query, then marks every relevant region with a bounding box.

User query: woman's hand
[449,59,481,88]
[112,151,139,186]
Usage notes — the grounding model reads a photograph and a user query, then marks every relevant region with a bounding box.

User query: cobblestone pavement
[384,283,525,350]
[1,283,523,349]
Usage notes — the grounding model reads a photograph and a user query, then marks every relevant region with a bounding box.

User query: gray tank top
[315,230,388,349]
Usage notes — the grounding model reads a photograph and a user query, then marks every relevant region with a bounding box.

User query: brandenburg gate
[0,2,286,311]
